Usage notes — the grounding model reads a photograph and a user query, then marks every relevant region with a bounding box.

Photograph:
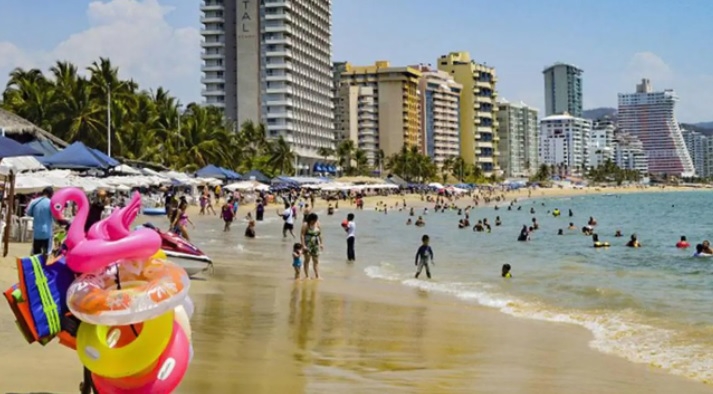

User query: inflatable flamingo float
[50,188,161,273]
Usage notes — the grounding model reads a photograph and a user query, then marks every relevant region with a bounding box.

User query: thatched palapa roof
[0,108,68,147]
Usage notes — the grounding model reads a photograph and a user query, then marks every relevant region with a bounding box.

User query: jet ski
[140,223,213,277]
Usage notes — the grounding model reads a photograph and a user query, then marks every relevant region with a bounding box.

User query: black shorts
[283,223,294,231]
[31,238,50,256]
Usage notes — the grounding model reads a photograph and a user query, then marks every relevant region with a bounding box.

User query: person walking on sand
[279,203,295,238]
[301,213,323,279]
[344,213,356,262]
[414,234,434,279]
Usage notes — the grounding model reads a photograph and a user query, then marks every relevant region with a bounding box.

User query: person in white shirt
[344,213,356,262]
[278,204,295,238]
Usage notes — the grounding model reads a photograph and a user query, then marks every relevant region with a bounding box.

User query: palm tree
[317,146,334,162]
[337,140,356,175]
[268,136,295,175]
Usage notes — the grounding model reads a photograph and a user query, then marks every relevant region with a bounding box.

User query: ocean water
[356,191,713,384]
[181,191,713,385]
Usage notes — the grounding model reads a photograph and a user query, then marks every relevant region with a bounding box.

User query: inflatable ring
[175,304,192,341]
[92,321,191,393]
[67,258,190,326]
[77,311,174,378]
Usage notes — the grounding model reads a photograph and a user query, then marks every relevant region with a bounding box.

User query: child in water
[221,202,235,232]
[501,264,512,278]
[414,234,434,279]
[292,243,303,280]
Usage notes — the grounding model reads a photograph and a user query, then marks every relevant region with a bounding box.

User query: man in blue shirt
[26,187,54,256]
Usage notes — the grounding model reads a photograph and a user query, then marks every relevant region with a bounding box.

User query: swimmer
[568,222,576,230]
[517,225,530,242]
[557,229,564,235]
[614,229,623,237]
[531,217,539,230]
[415,216,425,227]
[495,216,502,226]
[626,234,641,248]
[693,244,710,257]
[592,233,610,248]
[406,218,413,226]
[501,264,512,278]
[676,236,690,248]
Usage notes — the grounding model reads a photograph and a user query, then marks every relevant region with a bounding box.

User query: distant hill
[582,107,617,120]
[692,121,713,129]
[681,123,713,136]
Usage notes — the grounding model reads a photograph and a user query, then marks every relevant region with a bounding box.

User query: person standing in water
[279,203,295,238]
[301,213,323,279]
[414,234,434,279]
[255,199,265,221]
[344,213,356,262]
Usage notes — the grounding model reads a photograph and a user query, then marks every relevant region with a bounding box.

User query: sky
[0,0,712,122]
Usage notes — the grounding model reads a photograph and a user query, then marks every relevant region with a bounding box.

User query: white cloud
[0,0,201,104]
[619,52,713,122]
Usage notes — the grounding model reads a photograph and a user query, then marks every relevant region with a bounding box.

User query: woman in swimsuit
[172,197,194,241]
[300,213,323,279]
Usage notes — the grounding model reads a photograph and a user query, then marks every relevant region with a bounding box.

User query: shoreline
[0,186,711,392]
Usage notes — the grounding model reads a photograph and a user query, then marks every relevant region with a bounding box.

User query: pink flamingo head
[50,188,88,222]
[50,187,90,250]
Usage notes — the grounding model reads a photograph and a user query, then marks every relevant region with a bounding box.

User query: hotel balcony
[265,62,293,70]
[265,36,292,46]
[475,141,494,149]
[201,89,224,96]
[265,86,293,94]
[200,16,224,24]
[264,24,292,34]
[265,13,292,22]
[201,40,224,48]
[200,76,224,84]
[266,111,293,119]
[201,2,223,12]
[265,74,292,82]
[201,27,223,36]
[201,64,225,72]
[201,52,223,60]
[265,0,292,9]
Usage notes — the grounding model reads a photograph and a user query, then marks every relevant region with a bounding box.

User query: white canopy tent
[0,156,45,173]
[14,176,53,194]
[224,180,270,192]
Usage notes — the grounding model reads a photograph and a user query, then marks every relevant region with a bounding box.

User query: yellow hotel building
[437,51,500,176]
[338,61,422,164]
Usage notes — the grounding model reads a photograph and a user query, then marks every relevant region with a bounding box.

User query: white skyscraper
[617,79,694,177]
[682,129,711,178]
[539,113,591,176]
[588,118,615,169]
[200,0,335,168]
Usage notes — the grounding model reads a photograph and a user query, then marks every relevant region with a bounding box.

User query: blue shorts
[292,260,302,268]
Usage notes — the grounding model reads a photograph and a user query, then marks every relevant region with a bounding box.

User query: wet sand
[1,188,712,393]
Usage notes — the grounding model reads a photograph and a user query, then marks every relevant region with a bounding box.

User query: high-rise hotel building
[617,79,695,177]
[200,0,335,166]
[437,51,499,176]
[413,65,461,168]
[336,61,422,166]
[543,63,583,117]
[497,100,539,177]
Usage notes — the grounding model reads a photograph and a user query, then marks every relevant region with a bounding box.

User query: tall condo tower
[200,0,335,168]
[543,62,583,117]
[437,51,499,176]
[617,79,695,177]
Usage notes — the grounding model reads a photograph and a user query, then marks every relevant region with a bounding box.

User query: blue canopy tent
[24,140,59,156]
[91,148,120,167]
[40,141,112,169]
[0,136,42,159]
[245,169,270,183]
[219,167,242,180]
[196,164,231,179]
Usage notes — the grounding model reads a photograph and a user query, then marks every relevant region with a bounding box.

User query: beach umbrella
[0,136,42,159]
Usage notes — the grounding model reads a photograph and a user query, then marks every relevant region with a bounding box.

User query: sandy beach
[1,185,712,393]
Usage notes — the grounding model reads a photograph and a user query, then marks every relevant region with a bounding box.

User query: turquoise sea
[191,190,713,384]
